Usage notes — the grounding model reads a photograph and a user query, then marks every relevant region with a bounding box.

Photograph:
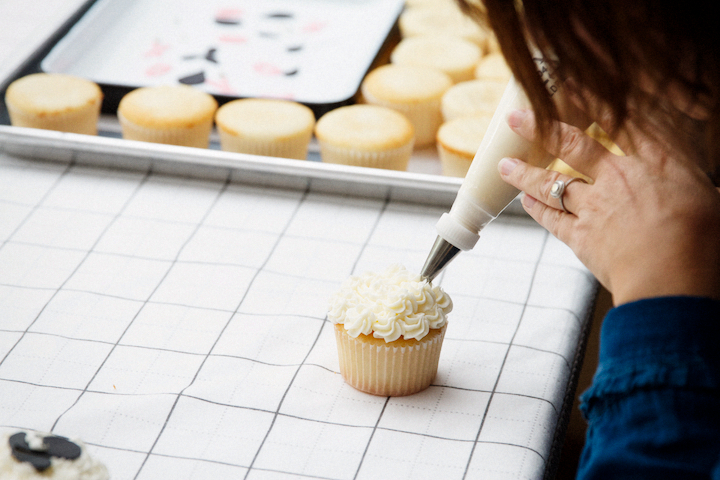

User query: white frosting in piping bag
[328,264,452,342]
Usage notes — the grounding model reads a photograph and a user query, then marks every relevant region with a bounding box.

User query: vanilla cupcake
[437,115,492,177]
[0,430,109,479]
[361,64,452,147]
[5,73,102,135]
[117,85,217,148]
[328,264,452,397]
[475,52,512,83]
[399,4,489,51]
[390,35,482,84]
[314,105,414,170]
[215,98,315,160]
[441,79,507,122]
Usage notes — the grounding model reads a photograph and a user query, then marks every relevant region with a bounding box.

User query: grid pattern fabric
[0,150,596,480]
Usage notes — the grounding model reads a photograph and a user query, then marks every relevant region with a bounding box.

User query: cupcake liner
[318,139,413,171]
[437,144,472,177]
[7,100,101,135]
[334,323,447,396]
[118,111,213,148]
[362,90,442,147]
[218,129,312,160]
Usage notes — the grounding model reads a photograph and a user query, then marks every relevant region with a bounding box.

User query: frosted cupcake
[441,79,507,122]
[361,64,452,147]
[117,85,217,148]
[328,264,453,396]
[436,115,492,177]
[0,430,109,479]
[215,98,315,160]
[314,104,414,170]
[4,73,103,135]
[390,35,482,84]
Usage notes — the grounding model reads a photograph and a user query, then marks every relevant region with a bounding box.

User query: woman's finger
[507,109,613,179]
[498,156,588,216]
[519,192,577,247]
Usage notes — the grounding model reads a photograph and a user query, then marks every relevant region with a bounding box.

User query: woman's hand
[498,109,720,306]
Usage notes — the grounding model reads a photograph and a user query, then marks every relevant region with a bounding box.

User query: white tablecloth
[0,147,597,479]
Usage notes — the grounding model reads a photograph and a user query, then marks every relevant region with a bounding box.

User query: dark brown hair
[456,0,720,180]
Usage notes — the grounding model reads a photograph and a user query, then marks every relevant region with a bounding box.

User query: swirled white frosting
[328,264,453,342]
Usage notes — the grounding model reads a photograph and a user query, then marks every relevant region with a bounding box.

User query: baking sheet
[41,0,405,112]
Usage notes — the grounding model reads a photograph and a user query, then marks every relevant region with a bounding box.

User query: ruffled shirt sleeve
[577,296,720,480]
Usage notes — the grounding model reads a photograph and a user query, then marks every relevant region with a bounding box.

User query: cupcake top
[390,35,482,83]
[118,85,217,129]
[362,64,453,104]
[215,98,315,140]
[0,430,109,479]
[5,73,102,115]
[441,79,507,121]
[399,4,489,49]
[437,114,493,158]
[314,105,414,151]
[475,53,512,82]
[328,264,452,342]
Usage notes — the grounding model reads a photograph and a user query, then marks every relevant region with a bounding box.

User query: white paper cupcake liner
[318,139,414,171]
[334,323,447,396]
[118,111,213,148]
[218,129,312,160]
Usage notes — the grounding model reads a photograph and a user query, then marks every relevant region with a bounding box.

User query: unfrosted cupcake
[4,73,103,135]
[314,104,414,170]
[117,85,217,148]
[390,35,482,84]
[215,98,315,160]
[328,264,453,396]
[399,4,489,50]
[475,52,512,83]
[441,79,507,122]
[361,64,452,147]
[0,430,109,480]
[436,115,492,177]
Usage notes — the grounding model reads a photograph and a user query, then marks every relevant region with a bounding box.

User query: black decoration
[287,45,303,52]
[179,71,206,85]
[266,12,293,19]
[216,18,240,26]
[9,432,82,472]
[285,69,299,76]
[205,48,218,64]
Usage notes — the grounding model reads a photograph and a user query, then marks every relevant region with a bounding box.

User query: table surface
[0,2,598,479]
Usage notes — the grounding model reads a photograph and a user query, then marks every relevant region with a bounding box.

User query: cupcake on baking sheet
[117,84,217,148]
[361,64,452,147]
[314,104,415,171]
[398,4,489,51]
[441,79,507,122]
[0,430,109,479]
[4,73,103,135]
[436,114,492,177]
[390,35,483,84]
[475,52,512,83]
[328,264,453,397]
[215,98,315,160]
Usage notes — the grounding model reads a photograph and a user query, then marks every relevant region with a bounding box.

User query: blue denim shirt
[577,296,720,479]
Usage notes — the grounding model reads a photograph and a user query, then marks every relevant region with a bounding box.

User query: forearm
[578,296,720,479]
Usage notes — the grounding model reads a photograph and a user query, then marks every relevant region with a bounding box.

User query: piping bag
[421,57,590,282]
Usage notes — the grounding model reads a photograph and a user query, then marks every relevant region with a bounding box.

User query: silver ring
[549,177,587,214]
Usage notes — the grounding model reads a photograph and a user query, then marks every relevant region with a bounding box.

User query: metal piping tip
[420,236,461,283]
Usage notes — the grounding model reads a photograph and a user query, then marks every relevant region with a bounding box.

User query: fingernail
[498,157,519,176]
[507,109,529,129]
[522,193,537,208]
